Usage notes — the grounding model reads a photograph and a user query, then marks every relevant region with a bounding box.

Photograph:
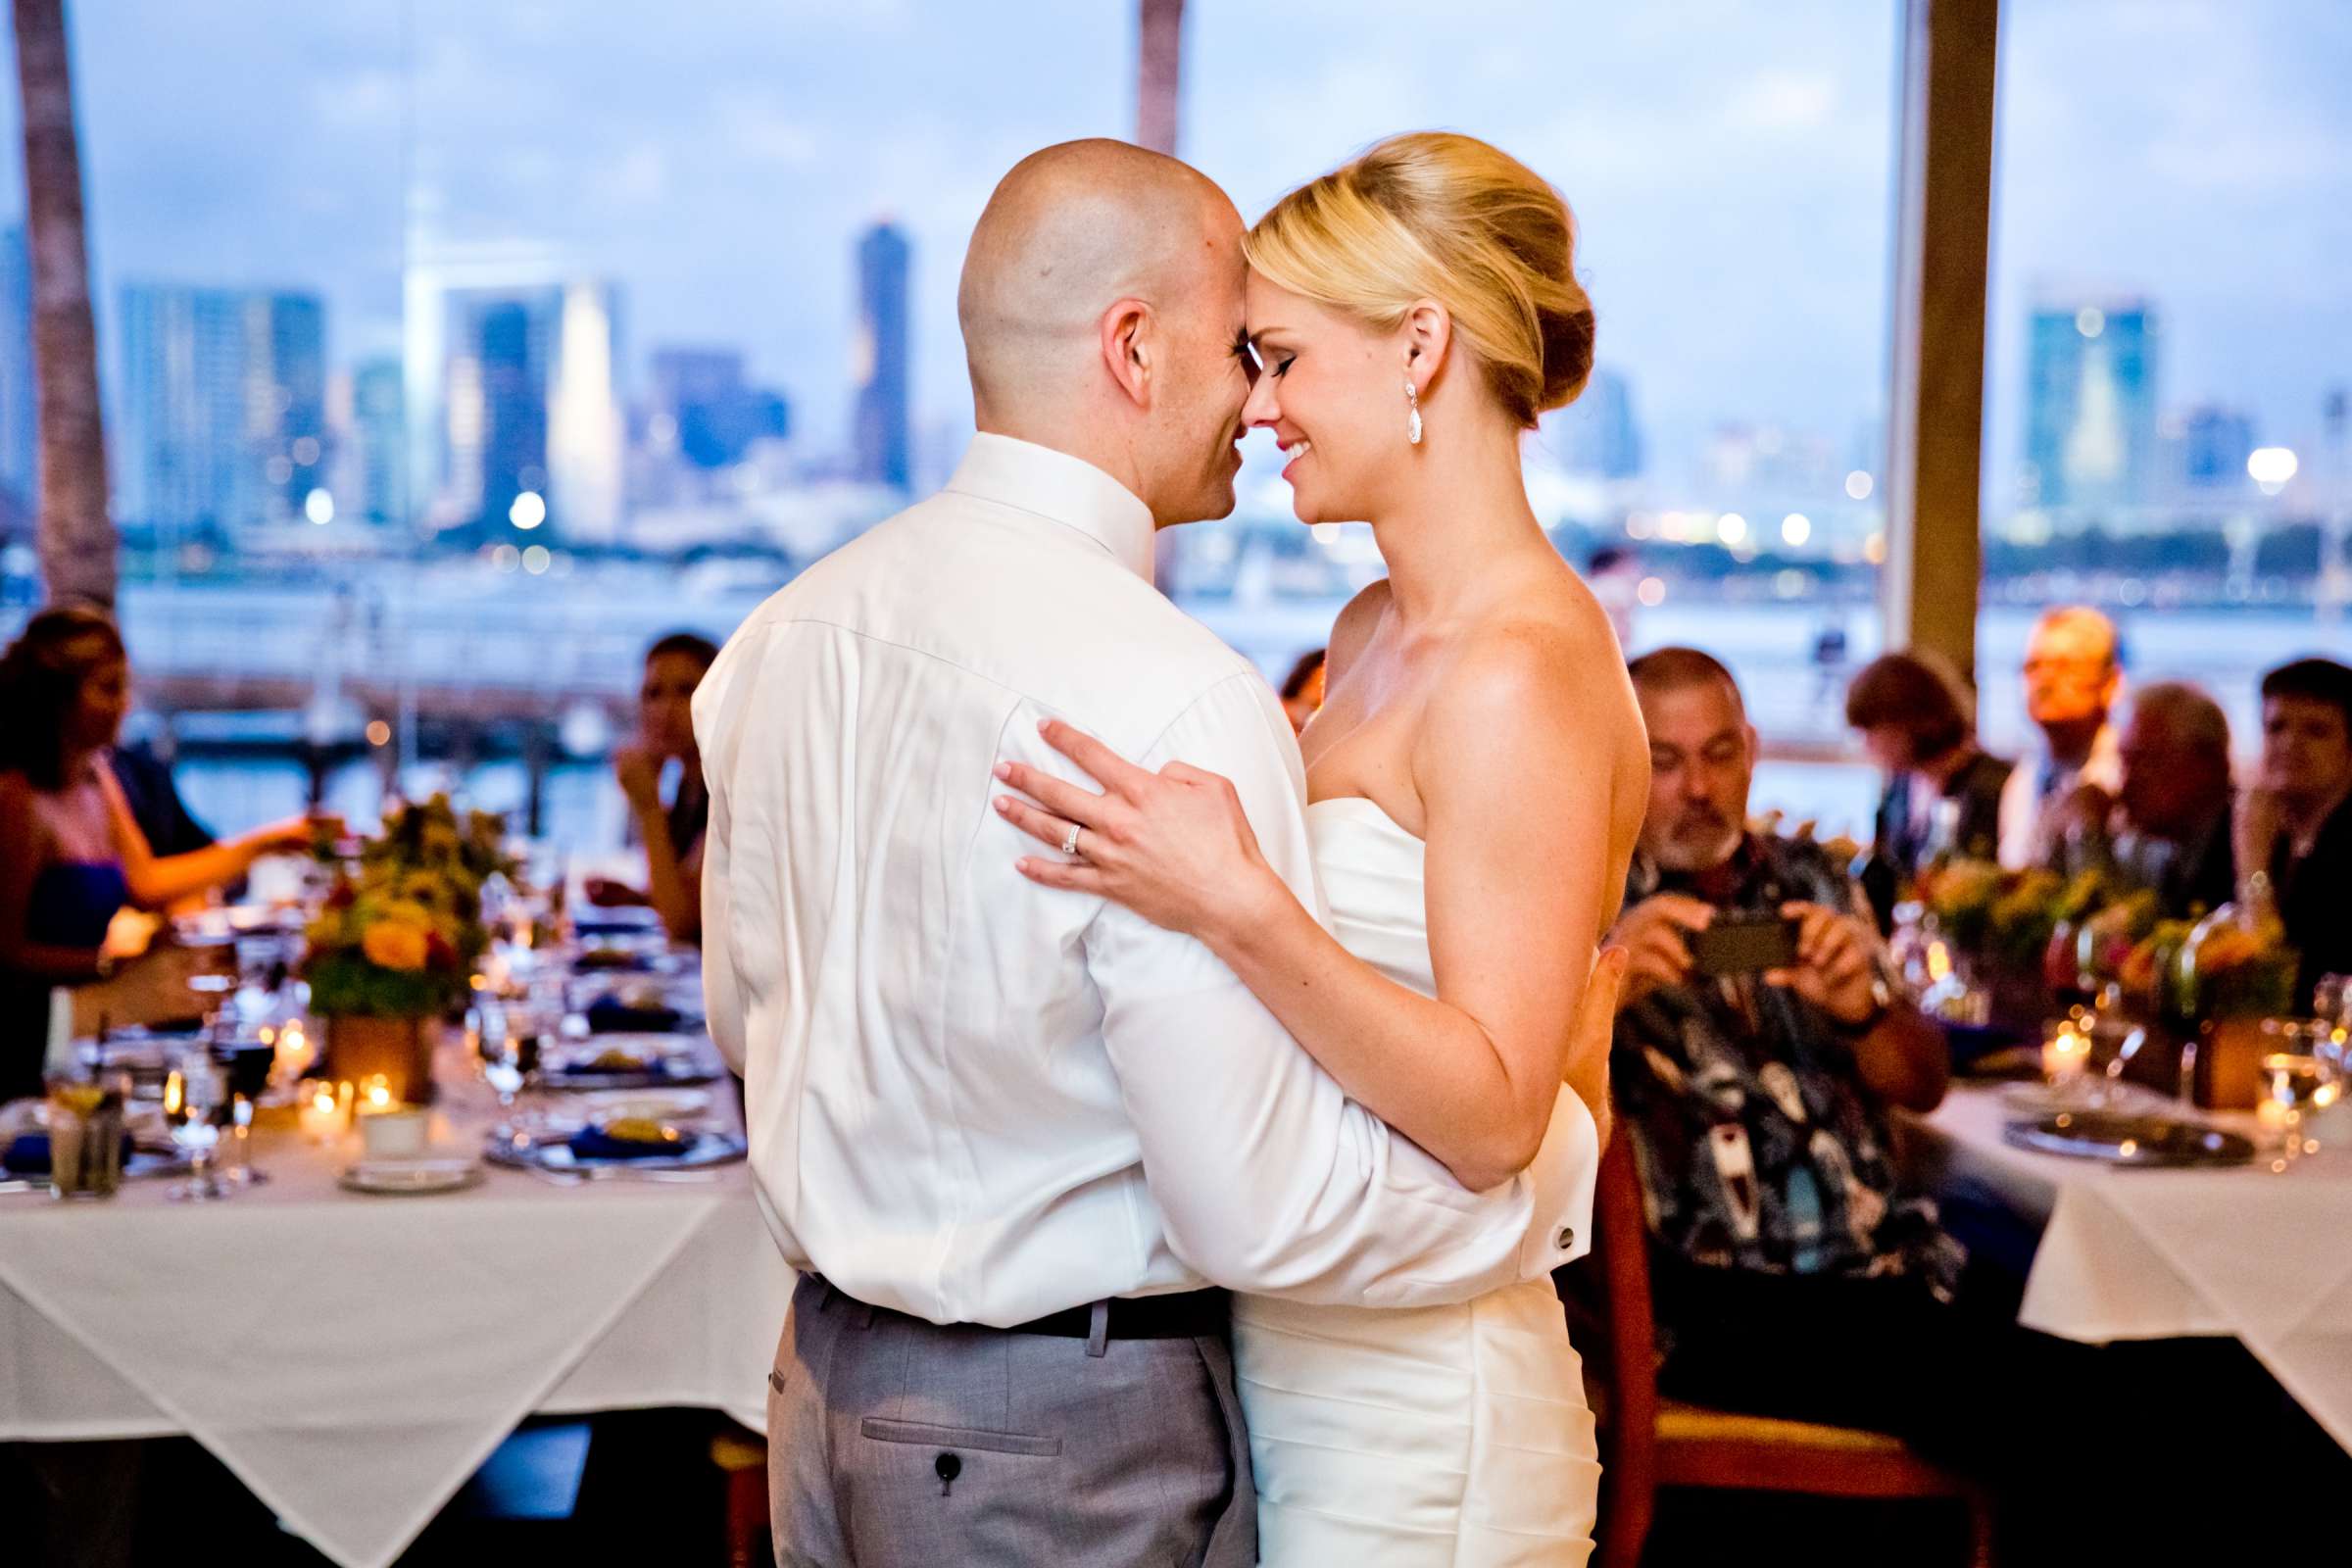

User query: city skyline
[0,2,2340,521]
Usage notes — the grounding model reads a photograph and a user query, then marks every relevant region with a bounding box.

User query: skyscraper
[649,346,789,469]
[2173,404,2254,491]
[436,280,624,540]
[116,283,326,536]
[852,221,911,491]
[2023,298,2158,510]
[351,357,407,524]
[0,223,34,517]
[1547,367,1643,479]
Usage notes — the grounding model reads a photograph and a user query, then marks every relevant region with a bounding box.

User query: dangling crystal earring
[1404,378,1423,446]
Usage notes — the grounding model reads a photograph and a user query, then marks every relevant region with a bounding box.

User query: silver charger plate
[2003,1110,2256,1167]
[484,1124,747,1173]
[539,1033,719,1092]
[339,1158,486,1196]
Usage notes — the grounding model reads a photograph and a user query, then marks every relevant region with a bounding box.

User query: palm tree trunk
[13,0,114,609]
[1136,0,1184,157]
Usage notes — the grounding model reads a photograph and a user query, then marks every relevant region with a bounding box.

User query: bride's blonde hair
[1244,131,1594,428]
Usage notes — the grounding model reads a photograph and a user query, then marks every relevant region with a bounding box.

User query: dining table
[1912,1080,2352,1454]
[0,928,794,1568]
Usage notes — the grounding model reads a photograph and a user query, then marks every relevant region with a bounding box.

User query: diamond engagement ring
[1060,822,1083,858]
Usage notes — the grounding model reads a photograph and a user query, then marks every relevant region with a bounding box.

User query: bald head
[958,139,1241,416]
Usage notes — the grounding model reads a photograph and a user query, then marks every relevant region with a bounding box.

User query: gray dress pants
[768,1273,1256,1567]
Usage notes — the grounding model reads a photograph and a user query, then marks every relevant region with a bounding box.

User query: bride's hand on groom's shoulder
[992,718,1281,945]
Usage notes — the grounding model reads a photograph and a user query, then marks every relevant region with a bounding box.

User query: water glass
[2255,1018,2339,1164]
[44,1076,125,1200]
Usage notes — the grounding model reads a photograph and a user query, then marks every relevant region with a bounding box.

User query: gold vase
[322,1014,439,1104]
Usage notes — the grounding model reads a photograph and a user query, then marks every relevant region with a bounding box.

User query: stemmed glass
[163,1049,229,1201]
[476,999,547,1140]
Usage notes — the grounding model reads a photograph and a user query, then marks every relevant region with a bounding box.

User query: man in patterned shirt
[1608,647,1991,1444]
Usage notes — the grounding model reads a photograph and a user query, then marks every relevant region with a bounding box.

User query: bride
[994,131,1648,1564]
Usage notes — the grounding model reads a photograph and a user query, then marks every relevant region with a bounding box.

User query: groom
[696,140,1599,1567]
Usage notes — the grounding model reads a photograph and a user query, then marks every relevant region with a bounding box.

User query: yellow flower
[362,919,431,971]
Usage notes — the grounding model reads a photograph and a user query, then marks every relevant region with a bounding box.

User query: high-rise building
[1547,367,1642,478]
[2171,404,2254,491]
[649,346,789,469]
[0,223,34,516]
[116,283,326,536]
[436,280,624,540]
[2023,298,2158,510]
[351,357,407,523]
[852,221,911,491]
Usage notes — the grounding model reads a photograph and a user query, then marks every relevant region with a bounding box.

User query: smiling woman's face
[1241,271,1411,525]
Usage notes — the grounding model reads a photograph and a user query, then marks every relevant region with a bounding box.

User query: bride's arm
[999,630,1625,1193]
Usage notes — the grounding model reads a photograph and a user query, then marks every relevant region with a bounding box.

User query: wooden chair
[1585,1132,1994,1568]
[709,1420,769,1568]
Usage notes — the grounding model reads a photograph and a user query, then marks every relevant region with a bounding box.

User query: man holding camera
[1607,647,1987,1442]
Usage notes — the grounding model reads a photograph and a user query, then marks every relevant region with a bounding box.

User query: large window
[1978,0,2352,758]
[4,4,2336,850]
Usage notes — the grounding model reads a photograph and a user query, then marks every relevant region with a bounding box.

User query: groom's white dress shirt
[696,432,1592,1328]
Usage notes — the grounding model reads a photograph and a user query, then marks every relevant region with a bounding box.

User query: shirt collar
[943,432,1157,582]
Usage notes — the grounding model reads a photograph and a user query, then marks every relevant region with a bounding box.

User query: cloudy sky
[1,0,2345,496]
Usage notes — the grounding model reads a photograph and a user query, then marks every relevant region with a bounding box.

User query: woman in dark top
[0,608,315,1098]
[583,631,719,944]
[1846,649,2015,930]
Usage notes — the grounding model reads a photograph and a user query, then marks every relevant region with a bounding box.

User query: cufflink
[1555,1226,1576,1250]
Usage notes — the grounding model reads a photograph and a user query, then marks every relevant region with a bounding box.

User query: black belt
[1009,1290,1229,1340]
[812,1276,1228,1341]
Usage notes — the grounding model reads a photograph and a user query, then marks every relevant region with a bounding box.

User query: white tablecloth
[1918,1085,2352,1453]
[0,1069,795,1568]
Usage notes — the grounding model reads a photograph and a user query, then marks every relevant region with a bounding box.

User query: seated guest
[1844,649,2012,925]
[109,734,218,859]
[2241,657,2352,1004]
[1277,646,1327,735]
[2107,682,2236,918]
[0,608,316,1098]
[1607,646,2030,1445]
[583,631,718,944]
[1998,606,2124,869]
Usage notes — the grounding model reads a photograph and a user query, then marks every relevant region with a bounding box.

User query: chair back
[1590,1129,1661,1568]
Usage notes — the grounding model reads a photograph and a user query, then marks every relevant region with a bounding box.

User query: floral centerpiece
[2115,892,2298,1107]
[1913,858,2121,1021]
[303,796,514,1100]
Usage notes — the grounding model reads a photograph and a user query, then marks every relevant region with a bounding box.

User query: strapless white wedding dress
[1234,796,1601,1566]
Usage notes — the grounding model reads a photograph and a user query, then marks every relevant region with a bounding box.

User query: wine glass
[163,1050,229,1201]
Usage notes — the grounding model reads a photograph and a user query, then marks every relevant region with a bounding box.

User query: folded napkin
[584,997,684,1035]
[3,1132,135,1175]
[567,1126,686,1161]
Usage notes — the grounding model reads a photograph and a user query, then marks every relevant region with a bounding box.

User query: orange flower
[362,919,431,971]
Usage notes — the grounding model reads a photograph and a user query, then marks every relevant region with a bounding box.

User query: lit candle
[298,1080,341,1145]
[273,1019,314,1082]
[2042,1023,2091,1083]
[362,1074,393,1110]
